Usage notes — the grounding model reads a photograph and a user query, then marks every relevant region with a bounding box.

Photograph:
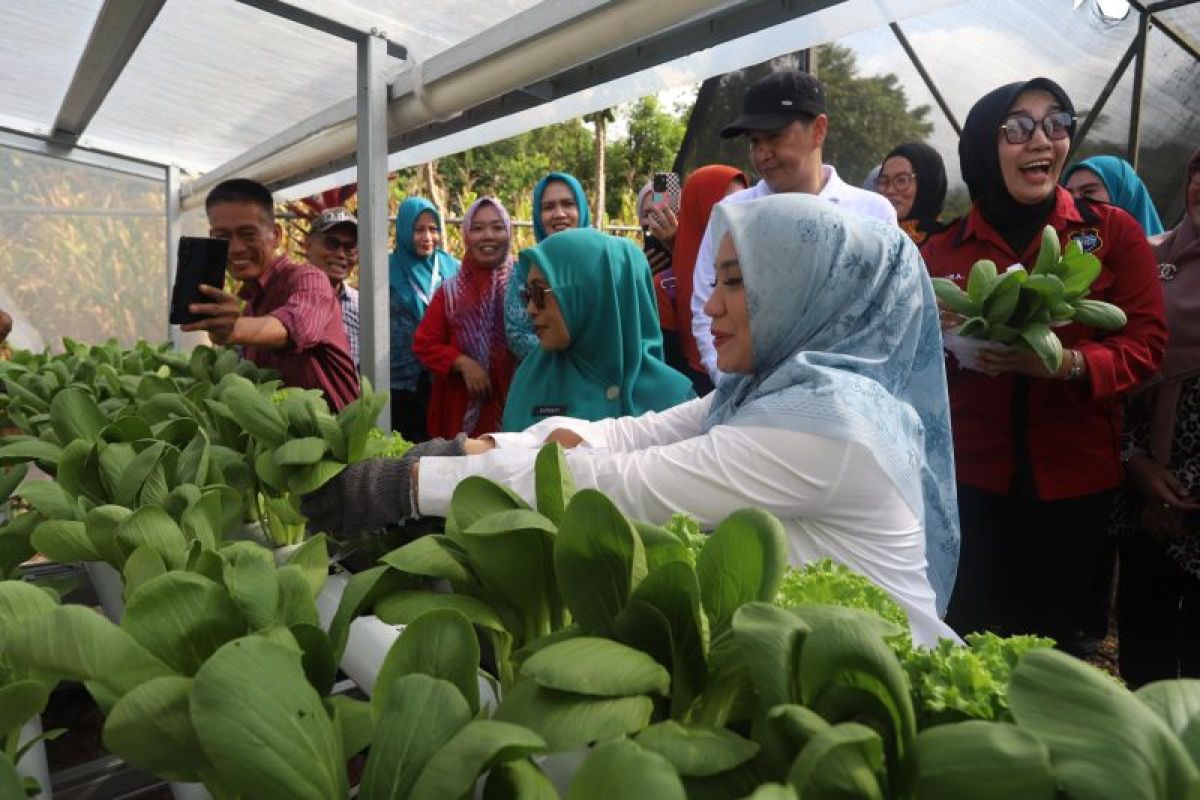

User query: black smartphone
[643,232,673,274]
[169,236,229,325]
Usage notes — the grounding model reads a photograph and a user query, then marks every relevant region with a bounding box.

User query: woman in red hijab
[413,197,517,437]
[667,165,748,394]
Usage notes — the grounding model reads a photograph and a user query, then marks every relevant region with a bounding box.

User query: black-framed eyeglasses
[520,285,554,310]
[321,234,358,253]
[877,172,916,192]
[999,111,1074,145]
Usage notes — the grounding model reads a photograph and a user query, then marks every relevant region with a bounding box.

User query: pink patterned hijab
[1146,148,1200,464]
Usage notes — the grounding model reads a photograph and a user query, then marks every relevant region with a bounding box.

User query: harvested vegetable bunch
[932,225,1127,373]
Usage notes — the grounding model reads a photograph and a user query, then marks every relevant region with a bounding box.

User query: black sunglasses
[999,111,1074,145]
[520,285,555,310]
[321,234,358,253]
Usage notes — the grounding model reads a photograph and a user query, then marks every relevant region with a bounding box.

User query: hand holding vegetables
[300,434,466,535]
[933,225,1126,375]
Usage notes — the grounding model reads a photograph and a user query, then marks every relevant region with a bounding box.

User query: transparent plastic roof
[3,0,540,174]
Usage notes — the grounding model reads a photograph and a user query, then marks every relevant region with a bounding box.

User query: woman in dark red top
[413,197,517,438]
[920,77,1166,650]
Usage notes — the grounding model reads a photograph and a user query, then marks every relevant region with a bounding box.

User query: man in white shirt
[690,69,897,382]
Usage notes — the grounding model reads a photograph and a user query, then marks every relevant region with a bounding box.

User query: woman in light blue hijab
[310,194,960,644]
[1064,155,1165,236]
[504,172,592,359]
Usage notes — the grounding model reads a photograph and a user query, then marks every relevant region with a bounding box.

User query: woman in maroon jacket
[920,77,1166,651]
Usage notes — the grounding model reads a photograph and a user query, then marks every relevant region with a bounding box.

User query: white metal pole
[165,164,182,348]
[357,32,391,429]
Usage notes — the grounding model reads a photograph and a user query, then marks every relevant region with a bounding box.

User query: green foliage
[775,559,909,641]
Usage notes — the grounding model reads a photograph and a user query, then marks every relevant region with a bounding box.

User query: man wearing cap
[305,207,361,369]
[690,68,897,383]
[184,178,360,410]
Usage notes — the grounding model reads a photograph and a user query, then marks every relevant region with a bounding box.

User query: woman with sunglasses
[877,142,950,246]
[301,195,960,646]
[501,228,694,432]
[920,78,1167,650]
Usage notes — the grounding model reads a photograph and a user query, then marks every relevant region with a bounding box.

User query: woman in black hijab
[920,78,1167,652]
[878,142,949,245]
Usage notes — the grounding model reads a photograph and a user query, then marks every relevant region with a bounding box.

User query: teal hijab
[388,197,460,319]
[1064,155,1164,235]
[531,172,591,242]
[502,228,695,431]
[705,195,959,614]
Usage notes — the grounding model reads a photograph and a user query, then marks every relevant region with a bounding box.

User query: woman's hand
[974,346,1058,378]
[464,437,496,455]
[938,309,967,332]
[647,204,678,247]
[1128,454,1200,538]
[544,428,584,449]
[454,355,491,399]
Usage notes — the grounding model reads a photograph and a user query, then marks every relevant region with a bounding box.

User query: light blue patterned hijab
[705,194,959,614]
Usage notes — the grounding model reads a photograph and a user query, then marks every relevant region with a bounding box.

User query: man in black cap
[689,68,897,382]
[305,207,360,369]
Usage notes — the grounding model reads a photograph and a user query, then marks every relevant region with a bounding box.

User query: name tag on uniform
[534,405,567,416]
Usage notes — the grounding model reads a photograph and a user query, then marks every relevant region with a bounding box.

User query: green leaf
[5,604,173,699]
[931,278,976,317]
[274,437,329,466]
[411,720,548,800]
[375,590,508,635]
[966,259,999,308]
[0,463,28,501]
[956,316,989,338]
[482,759,559,800]
[1060,246,1102,297]
[360,674,472,800]
[753,704,832,781]
[1023,274,1066,307]
[1010,648,1200,800]
[742,784,797,800]
[635,720,758,777]
[910,720,1056,800]
[117,506,188,570]
[102,676,210,782]
[0,439,62,467]
[326,694,374,759]
[220,541,279,630]
[180,490,222,551]
[222,385,288,447]
[1018,322,1063,375]
[566,739,685,800]
[555,489,645,635]
[447,475,530,539]
[121,571,246,675]
[695,508,787,635]
[83,504,133,567]
[16,480,78,520]
[122,545,168,602]
[286,459,346,495]
[633,521,692,571]
[291,622,337,696]
[1137,680,1200,768]
[0,680,50,736]
[494,679,654,751]
[534,442,576,525]
[277,565,321,628]
[175,430,210,487]
[1071,298,1128,330]
[55,439,106,504]
[191,636,348,800]
[100,416,154,443]
[375,608,481,717]
[380,535,476,586]
[0,753,26,800]
[732,602,808,710]
[31,519,102,563]
[326,565,411,660]
[113,441,169,508]
[463,509,560,643]
[285,533,329,597]
[521,637,669,697]
[787,722,885,800]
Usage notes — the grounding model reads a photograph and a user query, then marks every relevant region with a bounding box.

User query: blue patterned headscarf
[1063,155,1165,236]
[705,194,959,614]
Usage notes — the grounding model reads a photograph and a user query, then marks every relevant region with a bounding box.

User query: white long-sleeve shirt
[690,166,898,382]
[419,396,956,646]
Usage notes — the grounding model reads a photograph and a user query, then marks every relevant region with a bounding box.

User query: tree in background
[817,43,934,187]
[585,108,617,228]
[605,96,687,220]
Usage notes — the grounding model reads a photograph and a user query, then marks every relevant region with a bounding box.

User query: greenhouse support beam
[234,0,408,60]
[357,33,391,429]
[1068,34,1139,163]
[166,165,182,349]
[888,21,961,136]
[1147,0,1196,12]
[51,0,167,143]
[1128,10,1150,170]
[0,128,165,181]
[1127,0,1200,61]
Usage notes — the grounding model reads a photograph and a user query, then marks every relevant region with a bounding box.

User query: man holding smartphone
[184,179,360,410]
[689,69,898,383]
[305,207,360,370]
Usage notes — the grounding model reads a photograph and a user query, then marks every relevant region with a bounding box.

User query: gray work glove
[301,434,466,536]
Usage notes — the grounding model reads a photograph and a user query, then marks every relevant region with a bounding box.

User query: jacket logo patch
[533,405,567,416]
[1070,228,1102,253]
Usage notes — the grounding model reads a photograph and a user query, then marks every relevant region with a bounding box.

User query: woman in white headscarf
[302,194,960,645]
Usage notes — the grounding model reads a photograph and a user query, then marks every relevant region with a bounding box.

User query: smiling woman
[919,78,1168,651]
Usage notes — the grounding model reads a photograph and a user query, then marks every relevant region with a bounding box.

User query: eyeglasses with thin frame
[520,285,555,310]
[999,111,1074,145]
[320,234,358,254]
[877,172,916,192]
